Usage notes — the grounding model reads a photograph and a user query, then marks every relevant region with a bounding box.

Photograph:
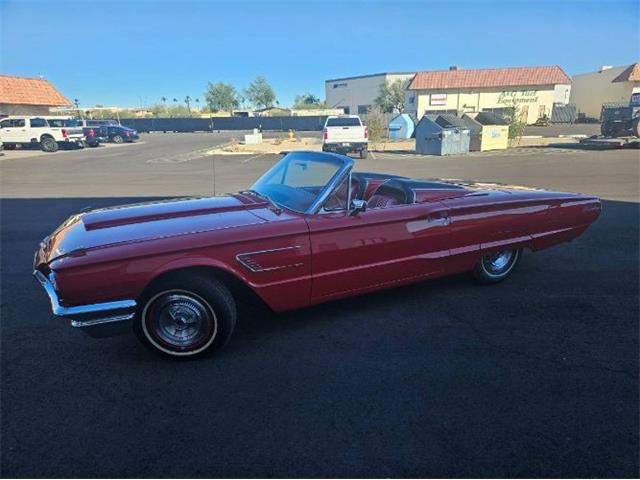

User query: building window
[357,105,371,114]
[538,105,546,119]
[430,93,447,106]
[333,82,347,89]
[342,106,350,114]
[407,93,415,105]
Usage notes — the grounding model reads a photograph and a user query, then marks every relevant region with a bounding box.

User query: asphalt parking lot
[1,133,638,477]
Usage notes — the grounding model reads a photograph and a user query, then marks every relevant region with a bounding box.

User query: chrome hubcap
[483,250,514,274]
[147,293,214,350]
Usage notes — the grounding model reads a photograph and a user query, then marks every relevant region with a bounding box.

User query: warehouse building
[0,74,70,116]
[570,63,640,119]
[405,65,571,125]
[325,72,416,115]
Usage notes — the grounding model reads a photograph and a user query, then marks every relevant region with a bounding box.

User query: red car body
[34,151,601,348]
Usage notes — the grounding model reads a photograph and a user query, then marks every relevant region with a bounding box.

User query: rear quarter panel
[442,190,600,273]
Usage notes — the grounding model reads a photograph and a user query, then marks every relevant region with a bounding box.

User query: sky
[2,0,639,109]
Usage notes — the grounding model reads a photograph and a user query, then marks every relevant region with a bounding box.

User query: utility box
[462,112,509,151]
[388,114,415,140]
[244,129,263,145]
[415,114,470,156]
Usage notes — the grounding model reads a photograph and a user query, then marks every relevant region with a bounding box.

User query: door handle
[427,215,451,226]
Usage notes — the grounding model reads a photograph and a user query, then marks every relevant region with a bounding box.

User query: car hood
[34,193,272,267]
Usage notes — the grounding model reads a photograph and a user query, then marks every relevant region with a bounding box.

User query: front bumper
[33,270,137,337]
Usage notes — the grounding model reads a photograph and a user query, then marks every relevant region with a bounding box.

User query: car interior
[326,171,468,211]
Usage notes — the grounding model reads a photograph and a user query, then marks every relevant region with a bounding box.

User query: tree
[205,82,239,113]
[161,96,167,104]
[374,79,408,113]
[244,75,276,109]
[292,93,326,109]
[498,96,527,143]
[184,95,192,113]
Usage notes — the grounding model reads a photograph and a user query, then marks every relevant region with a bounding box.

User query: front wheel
[111,134,124,144]
[40,136,58,152]
[134,274,236,359]
[473,248,522,284]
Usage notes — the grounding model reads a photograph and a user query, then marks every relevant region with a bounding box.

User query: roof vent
[449,65,459,71]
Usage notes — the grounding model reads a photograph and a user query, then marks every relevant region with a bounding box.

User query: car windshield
[250,152,348,213]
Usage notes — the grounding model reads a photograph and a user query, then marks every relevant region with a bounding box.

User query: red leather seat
[367,194,401,208]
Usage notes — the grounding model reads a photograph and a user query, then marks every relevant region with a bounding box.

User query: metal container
[415,114,470,155]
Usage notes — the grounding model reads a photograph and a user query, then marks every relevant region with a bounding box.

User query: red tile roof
[0,75,70,106]
[612,63,640,83]
[408,66,571,90]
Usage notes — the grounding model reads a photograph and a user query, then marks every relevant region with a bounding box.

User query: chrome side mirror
[349,199,367,216]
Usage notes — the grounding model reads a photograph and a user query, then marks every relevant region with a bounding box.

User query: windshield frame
[250,151,354,215]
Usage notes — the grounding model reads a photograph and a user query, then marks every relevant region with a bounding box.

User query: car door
[1,118,25,143]
[28,117,49,141]
[305,194,451,303]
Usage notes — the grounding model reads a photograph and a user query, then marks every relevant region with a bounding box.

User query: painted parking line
[371,147,586,161]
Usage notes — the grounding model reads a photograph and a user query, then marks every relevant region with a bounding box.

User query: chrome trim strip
[33,270,136,320]
[306,154,355,215]
[235,246,302,273]
[70,313,135,328]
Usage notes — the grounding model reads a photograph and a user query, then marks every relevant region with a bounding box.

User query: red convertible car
[34,151,601,358]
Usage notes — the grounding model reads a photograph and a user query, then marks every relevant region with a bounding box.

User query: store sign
[498,90,539,105]
[430,93,447,106]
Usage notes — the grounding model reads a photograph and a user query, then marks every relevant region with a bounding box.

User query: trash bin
[460,112,509,151]
[415,114,470,155]
[388,114,415,140]
[471,112,509,151]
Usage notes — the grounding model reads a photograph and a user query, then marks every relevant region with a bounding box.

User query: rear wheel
[473,248,521,284]
[4,143,16,150]
[112,134,124,144]
[360,147,368,159]
[134,273,236,359]
[40,136,58,152]
[632,117,640,138]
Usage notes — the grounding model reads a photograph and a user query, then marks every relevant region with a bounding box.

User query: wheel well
[40,134,54,141]
[142,266,270,310]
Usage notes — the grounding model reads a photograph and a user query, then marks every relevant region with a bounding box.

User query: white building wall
[325,73,415,115]
[570,65,638,118]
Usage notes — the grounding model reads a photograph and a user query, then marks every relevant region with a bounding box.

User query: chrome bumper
[33,270,137,337]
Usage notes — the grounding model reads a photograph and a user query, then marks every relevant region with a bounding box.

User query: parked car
[103,125,139,143]
[322,115,369,158]
[0,116,85,152]
[33,151,601,359]
[85,119,119,127]
[46,118,107,148]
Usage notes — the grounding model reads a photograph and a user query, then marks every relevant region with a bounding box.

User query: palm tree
[184,95,192,114]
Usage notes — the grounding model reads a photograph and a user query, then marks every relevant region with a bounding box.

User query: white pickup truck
[0,116,85,152]
[322,115,369,158]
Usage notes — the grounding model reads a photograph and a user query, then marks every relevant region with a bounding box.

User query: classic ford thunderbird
[34,151,601,358]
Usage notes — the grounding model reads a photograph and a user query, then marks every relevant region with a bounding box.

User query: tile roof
[408,66,571,90]
[0,75,70,106]
[612,63,640,83]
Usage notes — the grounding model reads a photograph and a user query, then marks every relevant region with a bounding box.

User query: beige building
[406,66,571,125]
[570,63,640,119]
[0,75,70,116]
[325,72,416,115]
